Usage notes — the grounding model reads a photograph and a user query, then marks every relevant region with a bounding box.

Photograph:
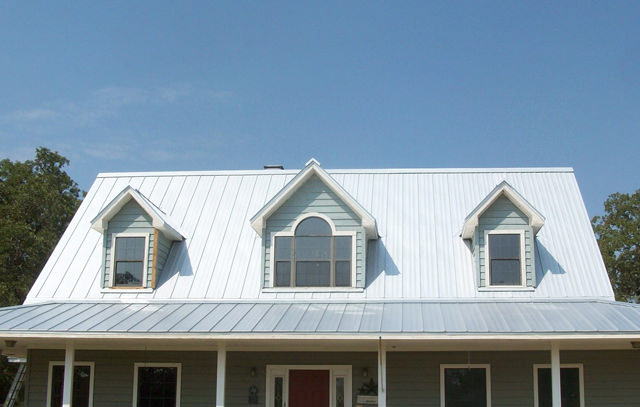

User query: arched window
[274,216,352,287]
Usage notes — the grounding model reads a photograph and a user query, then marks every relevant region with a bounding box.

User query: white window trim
[47,361,95,407]
[269,213,357,289]
[133,362,182,407]
[266,365,352,407]
[109,233,150,289]
[533,363,584,407]
[484,229,527,289]
[440,364,491,407]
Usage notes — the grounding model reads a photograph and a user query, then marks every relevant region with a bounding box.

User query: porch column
[216,342,226,407]
[62,342,75,407]
[377,338,386,407]
[550,342,561,407]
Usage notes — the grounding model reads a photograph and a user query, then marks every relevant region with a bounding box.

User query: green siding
[27,349,217,407]
[476,195,535,287]
[264,175,367,288]
[24,349,640,407]
[156,232,173,276]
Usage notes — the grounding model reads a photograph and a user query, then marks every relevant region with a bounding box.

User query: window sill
[100,288,154,294]
[262,287,364,293]
[478,286,535,292]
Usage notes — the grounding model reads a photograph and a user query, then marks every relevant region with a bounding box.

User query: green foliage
[0,148,83,307]
[592,189,640,301]
[0,148,83,401]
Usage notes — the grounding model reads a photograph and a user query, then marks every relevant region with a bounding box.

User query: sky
[0,1,638,217]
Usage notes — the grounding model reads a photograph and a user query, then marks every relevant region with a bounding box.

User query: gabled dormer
[462,181,545,290]
[251,159,378,290]
[91,186,184,291]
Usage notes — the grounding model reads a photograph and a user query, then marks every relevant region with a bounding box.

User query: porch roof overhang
[1,300,640,340]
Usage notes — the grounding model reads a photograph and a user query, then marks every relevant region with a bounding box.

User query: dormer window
[274,216,353,287]
[487,231,525,286]
[112,234,149,287]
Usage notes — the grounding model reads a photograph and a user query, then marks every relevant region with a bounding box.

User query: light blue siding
[264,175,367,288]
[476,196,535,287]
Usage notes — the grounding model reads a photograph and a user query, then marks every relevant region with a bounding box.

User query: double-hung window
[440,364,491,407]
[487,231,525,286]
[273,216,353,287]
[47,362,94,407]
[534,364,584,407]
[111,234,148,288]
[134,363,181,407]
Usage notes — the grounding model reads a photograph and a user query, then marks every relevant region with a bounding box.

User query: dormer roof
[90,186,185,241]
[461,180,545,239]
[250,158,378,239]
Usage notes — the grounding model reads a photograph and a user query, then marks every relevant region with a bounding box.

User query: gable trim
[250,160,378,239]
[461,181,545,239]
[90,186,184,241]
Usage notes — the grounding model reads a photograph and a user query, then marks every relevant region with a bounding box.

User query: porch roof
[1,300,640,337]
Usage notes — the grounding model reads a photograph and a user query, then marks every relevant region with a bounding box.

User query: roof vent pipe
[264,165,284,170]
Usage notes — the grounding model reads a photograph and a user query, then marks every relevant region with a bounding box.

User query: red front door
[289,370,330,407]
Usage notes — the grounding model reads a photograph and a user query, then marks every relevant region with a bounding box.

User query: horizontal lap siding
[27,349,216,407]
[264,175,366,288]
[477,196,535,287]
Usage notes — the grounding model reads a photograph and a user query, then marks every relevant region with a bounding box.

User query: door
[289,370,330,407]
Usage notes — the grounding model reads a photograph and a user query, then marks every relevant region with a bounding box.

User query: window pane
[274,237,292,260]
[490,260,521,285]
[296,261,330,286]
[275,262,291,287]
[115,237,145,261]
[138,367,178,407]
[489,234,520,259]
[335,261,351,286]
[295,237,331,260]
[444,368,487,407]
[537,368,581,407]
[334,236,352,260]
[115,261,143,286]
[274,377,283,407]
[50,365,91,407]
[295,217,331,236]
[336,377,345,407]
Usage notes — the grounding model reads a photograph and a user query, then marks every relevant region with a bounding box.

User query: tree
[0,147,83,401]
[592,189,640,302]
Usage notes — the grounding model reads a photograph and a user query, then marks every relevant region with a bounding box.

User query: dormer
[251,159,378,290]
[90,187,184,291]
[462,181,545,290]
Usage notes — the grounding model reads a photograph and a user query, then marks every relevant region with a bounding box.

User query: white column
[216,342,227,407]
[551,342,561,407]
[62,342,75,407]
[377,338,386,407]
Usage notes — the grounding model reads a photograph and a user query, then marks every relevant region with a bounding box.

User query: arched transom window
[273,216,352,287]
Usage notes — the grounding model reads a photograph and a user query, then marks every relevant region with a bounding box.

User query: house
[1,159,640,407]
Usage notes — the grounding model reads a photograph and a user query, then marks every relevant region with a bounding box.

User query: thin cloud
[4,108,59,122]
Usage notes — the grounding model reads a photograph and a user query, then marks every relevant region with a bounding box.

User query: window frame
[46,361,95,407]
[533,363,584,407]
[269,213,357,289]
[109,232,150,289]
[133,362,182,407]
[484,229,526,288]
[440,364,491,407]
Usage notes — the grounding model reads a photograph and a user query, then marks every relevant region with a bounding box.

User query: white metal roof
[25,166,614,303]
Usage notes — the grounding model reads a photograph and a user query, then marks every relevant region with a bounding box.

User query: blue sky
[0,1,638,217]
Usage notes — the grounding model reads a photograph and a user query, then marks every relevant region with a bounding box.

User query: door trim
[266,365,352,407]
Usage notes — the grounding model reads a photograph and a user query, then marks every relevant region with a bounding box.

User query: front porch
[16,338,640,407]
